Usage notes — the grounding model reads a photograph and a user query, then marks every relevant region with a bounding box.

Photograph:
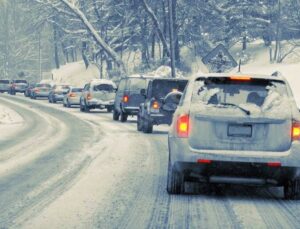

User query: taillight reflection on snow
[177,114,189,138]
[292,121,300,141]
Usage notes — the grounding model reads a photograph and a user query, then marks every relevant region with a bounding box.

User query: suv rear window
[151,80,187,99]
[128,78,147,91]
[14,80,27,83]
[94,84,115,92]
[36,84,51,88]
[192,77,288,107]
[0,80,10,84]
[72,88,83,92]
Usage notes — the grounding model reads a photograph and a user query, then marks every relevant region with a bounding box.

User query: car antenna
[237,59,242,73]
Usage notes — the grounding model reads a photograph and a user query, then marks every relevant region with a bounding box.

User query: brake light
[292,121,300,141]
[34,88,40,92]
[230,76,251,81]
[197,159,212,164]
[87,93,92,100]
[12,83,16,88]
[123,95,129,103]
[69,93,76,97]
[152,101,160,109]
[267,162,281,167]
[177,114,189,138]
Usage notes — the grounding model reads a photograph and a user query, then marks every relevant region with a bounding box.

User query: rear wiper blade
[218,102,251,115]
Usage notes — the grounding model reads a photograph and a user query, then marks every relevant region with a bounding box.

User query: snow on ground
[0,103,24,140]
[52,61,100,87]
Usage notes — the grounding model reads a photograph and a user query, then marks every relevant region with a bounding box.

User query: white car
[167,73,300,199]
[63,87,83,107]
[80,79,116,112]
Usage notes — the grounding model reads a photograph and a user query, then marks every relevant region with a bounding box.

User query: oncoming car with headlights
[167,73,300,199]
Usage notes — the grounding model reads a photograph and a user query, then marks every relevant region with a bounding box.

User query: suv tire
[284,179,300,199]
[107,106,113,113]
[167,161,184,194]
[113,110,120,121]
[80,100,85,112]
[120,111,128,122]
[137,113,143,131]
[143,118,153,133]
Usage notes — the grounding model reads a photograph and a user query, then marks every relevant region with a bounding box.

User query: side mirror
[140,89,146,96]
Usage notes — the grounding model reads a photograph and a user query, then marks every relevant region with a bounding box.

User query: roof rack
[271,71,282,77]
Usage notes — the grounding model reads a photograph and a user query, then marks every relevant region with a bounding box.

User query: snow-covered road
[1,94,300,228]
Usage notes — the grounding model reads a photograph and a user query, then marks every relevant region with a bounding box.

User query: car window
[36,83,51,88]
[93,84,115,92]
[56,85,69,90]
[14,80,27,83]
[128,78,147,91]
[118,79,126,91]
[0,80,10,84]
[151,80,188,99]
[84,84,90,91]
[72,88,83,92]
[192,77,289,107]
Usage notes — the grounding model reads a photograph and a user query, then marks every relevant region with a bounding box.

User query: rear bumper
[34,92,50,97]
[169,137,300,184]
[123,106,139,115]
[87,99,114,108]
[53,94,65,101]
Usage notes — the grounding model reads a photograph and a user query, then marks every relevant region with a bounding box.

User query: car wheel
[67,100,71,108]
[167,160,184,194]
[80,100,85,112]
[137,113,143,131]
[143,118,153,133]
[284,179,300,200]
[84,101,90,112]
[53,98,57,103]
[120,111,128,122]
[113,109,120,121]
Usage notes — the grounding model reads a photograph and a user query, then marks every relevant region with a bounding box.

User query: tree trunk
[53,22,60,69]
[168,0,176,78]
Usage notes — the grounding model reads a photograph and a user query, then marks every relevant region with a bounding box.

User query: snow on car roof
[90,79,116,87]
[193,72,286,82]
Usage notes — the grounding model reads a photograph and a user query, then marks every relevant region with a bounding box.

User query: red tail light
[12,83,16,88]
[152,101,160,109]
[292,121,300,141]
[177,114,189,138]
[197,159,212,164]
[123,95,129,103]
[34,88,40,92]
[87,93,92,100]
[69,93,76,97]
[267,162,281,167]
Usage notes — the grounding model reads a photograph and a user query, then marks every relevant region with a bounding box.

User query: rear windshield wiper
[218,102,251,115]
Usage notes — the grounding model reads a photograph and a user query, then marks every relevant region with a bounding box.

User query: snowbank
[52,61,100,87]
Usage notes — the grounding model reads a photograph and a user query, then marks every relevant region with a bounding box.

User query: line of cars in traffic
[1,72,300,199]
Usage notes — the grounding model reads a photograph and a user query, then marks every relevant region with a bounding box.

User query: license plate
[228,124,252,137]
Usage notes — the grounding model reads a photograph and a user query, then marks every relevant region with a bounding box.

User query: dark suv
[113,76,151,122]
[137,78,188,133]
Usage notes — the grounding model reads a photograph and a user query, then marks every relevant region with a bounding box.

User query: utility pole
[38,31,42,81]
[168,0,176,78]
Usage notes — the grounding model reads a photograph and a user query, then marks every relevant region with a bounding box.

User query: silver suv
[80,79,116,112]
[167,73,300,199]
[0,80,11,93]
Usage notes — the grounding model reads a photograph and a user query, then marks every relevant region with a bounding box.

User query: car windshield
[36,84,51,88]
[128,78,147,91]
[94,84,115,92]
[151,80,187,99]
[14,80,27,83]
[72,88,83,92]
[0,80,10,84]
[192,77,288,107]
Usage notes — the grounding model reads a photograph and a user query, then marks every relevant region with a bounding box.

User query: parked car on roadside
[80,79,116,112]
[63,87,83,108]
[0,79,12,93]
[113,76,152,122]
[167,73,300,199]
[137,78,188,133]
[48,84,70,103]
[9,79,29,95]
[30,83,52,99]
